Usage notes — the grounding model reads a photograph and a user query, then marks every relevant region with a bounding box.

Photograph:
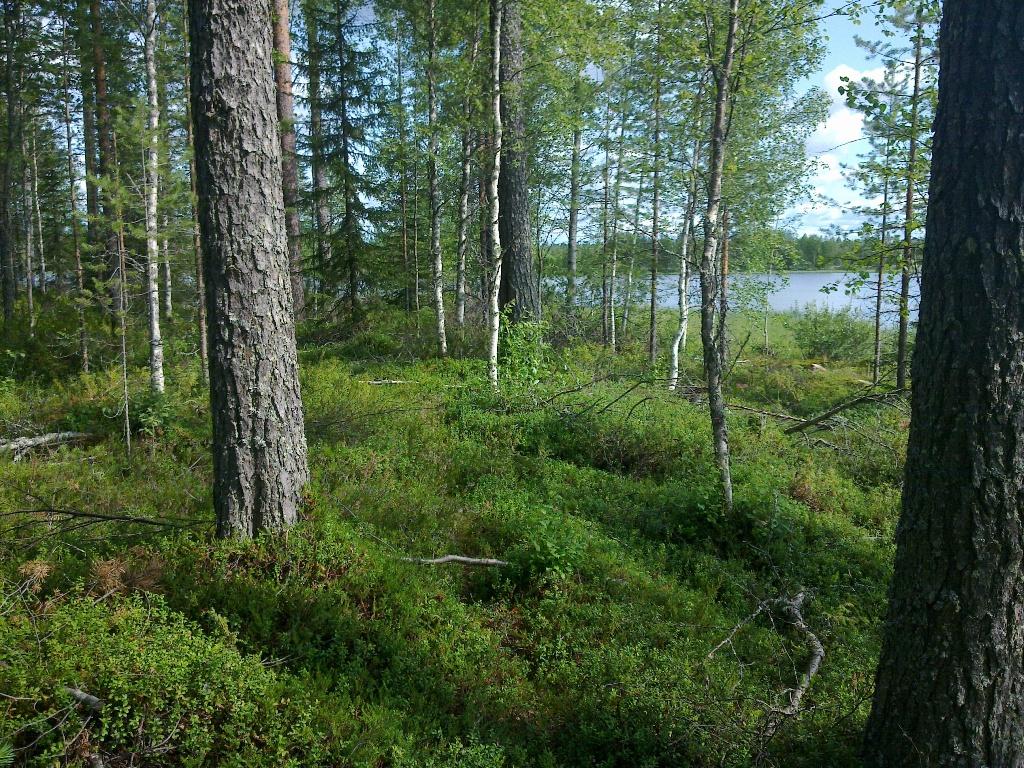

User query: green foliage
[789,304,874,363]
[0,307,902,767]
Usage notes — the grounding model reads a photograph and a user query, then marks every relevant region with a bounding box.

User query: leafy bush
[789,304,874,363]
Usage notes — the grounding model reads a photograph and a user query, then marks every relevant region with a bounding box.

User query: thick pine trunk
[188,0,309,538]
[496,0,537,323]
[699,0,738,514]
[864,3,1024,763]
[272,0,304,320]
[144,0,165,393]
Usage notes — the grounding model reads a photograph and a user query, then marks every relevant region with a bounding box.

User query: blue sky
[790,8,891,236]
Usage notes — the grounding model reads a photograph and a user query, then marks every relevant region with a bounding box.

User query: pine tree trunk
[864,2,1024,762]
[188,0,309,538]
[272,0,304,320]
[21,130,34,336]
[426,0,447,356]
[620,175,644,340]
[699,0,739,514]
[896,10,924,392]
[30,127,44,294]
[873,134,893,384]
[486,0,503,387]
[144,0,165,393]
[76,0,99,249]
[496,0,537,323]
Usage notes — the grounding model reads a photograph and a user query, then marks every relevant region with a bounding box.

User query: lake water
[565,271,920,324]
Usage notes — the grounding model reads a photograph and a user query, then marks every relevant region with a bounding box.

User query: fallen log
[783,388,907,435]
[402,555,510,567]
[64,686,103,713]
[0,432,92,457]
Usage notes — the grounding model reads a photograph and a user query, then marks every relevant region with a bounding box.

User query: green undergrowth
[0,309,903,766]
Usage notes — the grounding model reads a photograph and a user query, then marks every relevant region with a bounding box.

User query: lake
[563,271,920,324]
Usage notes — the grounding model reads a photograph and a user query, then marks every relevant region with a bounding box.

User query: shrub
[789,304,874,363]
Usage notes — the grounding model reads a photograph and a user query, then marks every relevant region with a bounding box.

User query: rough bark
[272,0,304,320]
[188,0,309,538]
[699,0,738,514]
[863,2,1024,763]
[144,0,165,393]
[496,0,537,323]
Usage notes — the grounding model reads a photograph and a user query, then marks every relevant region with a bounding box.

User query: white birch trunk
[486,0,503,388]
[144,0,165,393]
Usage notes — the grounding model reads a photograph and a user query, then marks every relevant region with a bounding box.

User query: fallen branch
[770,591,824,717]
[402,555,510,567]
[784,388,907,434]
[359,379,416,385]
[64,686,103,713]
[0,432,92,457]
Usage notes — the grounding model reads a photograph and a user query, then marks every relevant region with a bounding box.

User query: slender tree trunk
[90,0,119,320]
[896,11,924,392]
[76,0,98,249]
[873,135,893,384]
[426,0,447,356]
[335,2,358,314]
[183,7,208,382]
[272,0,304,319]
[412,158,420,312]
[864,3,1024,762]
[699,0,739,514]
[620,174,644,340]
[455,27,480,328]
[669,138,701,391]
[188,0,309,538]
[30,127,43,294]
[21,130,34,336]
[496,0,537,323]
[486,0,503,387]
[718,207,730,367]
[395,32,411,311]
[144,0,165,393]
[600,102,611,344]
[648,28,661,368]
[62,19,88,371]
[566,123,581,315]
[305,1,331,285]
[608,82,630,351]
[1,0,18,328]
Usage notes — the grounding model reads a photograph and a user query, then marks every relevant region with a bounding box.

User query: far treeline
[4,0,1024,763]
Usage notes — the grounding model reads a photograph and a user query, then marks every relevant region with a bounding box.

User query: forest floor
[0,306,905,767]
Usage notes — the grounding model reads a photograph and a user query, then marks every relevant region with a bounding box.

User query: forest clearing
[1,0,1022,765]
